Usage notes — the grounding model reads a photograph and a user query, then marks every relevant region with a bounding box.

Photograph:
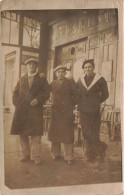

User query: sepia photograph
[0,1,123,194]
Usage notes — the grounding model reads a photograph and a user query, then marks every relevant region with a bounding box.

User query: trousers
[51,142,74,161]
[19,135,41,160]
[80,111,103,159]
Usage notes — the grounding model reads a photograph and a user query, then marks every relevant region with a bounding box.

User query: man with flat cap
[77,59,109,162]
[48,65,80,165]
[11,58,50,165]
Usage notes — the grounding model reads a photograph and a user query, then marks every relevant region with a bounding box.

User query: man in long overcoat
[11,58,50,165]
[77,59,109,161]
[48,65,80,165]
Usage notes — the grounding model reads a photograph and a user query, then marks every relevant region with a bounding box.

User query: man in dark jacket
[48,65,80,165]
[77,59,109,161]
[11,58,50,165]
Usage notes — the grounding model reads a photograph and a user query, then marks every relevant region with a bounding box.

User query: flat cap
[25,58,39,65]
[54,65,67,72]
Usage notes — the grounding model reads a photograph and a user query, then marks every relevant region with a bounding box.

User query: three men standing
[77,59,109,161]
[11,58,50,165]
[11,58,109,165]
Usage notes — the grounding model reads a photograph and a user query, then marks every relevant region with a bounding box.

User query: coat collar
[80,73,102,90]
[22,73,39,91]
[28,71,38,78]
[53,78,69,93]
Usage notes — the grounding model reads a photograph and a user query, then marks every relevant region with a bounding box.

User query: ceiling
[12,9,117,24]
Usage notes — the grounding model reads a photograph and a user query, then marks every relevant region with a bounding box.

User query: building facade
[1,9,120,110]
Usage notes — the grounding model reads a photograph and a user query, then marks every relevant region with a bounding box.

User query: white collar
[80,73,102,90]
[28,71,38,78]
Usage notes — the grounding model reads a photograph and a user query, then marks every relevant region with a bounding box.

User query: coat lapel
[80,73,102,90]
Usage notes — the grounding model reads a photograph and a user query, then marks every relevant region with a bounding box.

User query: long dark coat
[11,73,50,136]
[48,78,80,144]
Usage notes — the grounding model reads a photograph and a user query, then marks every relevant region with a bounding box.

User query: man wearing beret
[11,58,50,165]
[48,65,80,165]
[77,59,109,162]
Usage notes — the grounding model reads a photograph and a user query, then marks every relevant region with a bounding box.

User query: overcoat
[11,73,50,136]
[48,78,80,144]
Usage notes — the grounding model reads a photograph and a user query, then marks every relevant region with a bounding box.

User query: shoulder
[63,78,75,87]
[20,74,27,82]
[37,73,48,82]
[98,76,107,84]
[50,80,57,86]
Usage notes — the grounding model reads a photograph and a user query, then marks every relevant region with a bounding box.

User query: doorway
[55,37,88,81]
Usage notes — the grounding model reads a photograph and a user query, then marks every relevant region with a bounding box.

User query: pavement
[3,112,122,189]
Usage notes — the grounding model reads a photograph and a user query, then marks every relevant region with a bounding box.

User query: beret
[25,58,39,65]
[54,65,67,72]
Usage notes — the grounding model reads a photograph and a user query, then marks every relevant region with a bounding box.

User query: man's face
[55,69,66,80]
[83,62,94,76]
[27,61,38,74]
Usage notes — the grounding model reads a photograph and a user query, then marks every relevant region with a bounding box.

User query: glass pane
[1,18,10,43]
[11,13,16,21]
[24,17,41,29]
[10,21,19,45]
[24,17,32,27]
[23,26,31,47]
[6,11,11,19]
[1,11,6,18]
[23,25,40,48]
[32,29,40,48]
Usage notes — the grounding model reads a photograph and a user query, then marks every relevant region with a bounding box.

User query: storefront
[1,9,120,110]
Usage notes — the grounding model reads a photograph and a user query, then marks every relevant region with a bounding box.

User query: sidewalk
[4,112,122,189]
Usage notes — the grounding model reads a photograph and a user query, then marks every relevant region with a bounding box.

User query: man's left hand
[30,99,38,106]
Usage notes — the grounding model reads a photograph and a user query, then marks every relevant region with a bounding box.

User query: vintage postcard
[0,0,123,195]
